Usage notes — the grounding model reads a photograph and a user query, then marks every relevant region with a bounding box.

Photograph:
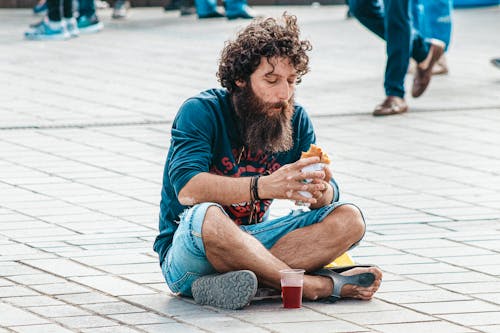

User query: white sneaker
[64,17,80,37]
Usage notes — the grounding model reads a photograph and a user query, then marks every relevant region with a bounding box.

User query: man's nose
[276,80,291,101]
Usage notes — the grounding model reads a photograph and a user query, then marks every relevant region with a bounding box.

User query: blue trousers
[194,0,247,16]
[349,0,431,98]
[78,0,96,17]
[412,0,452,51]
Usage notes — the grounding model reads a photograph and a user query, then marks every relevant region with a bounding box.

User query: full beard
[233,85,295,154]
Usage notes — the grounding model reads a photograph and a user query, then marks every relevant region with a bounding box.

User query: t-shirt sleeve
[295,107,340,203]
[295,106,316,156]
[168,98,215,196]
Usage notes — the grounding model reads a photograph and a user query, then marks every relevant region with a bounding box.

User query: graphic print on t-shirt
[210,147,282,225]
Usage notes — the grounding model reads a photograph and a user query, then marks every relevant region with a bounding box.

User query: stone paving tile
[27,304,91,318]
[474,293,500,306]
[404,300,500,315]
[7,274,67,286]
[228,307,339,324]
[382,263,467,275]
[11,324,74,333]
[175,314,272,333]
[123,294,237,318]
[475,325,500,333]
[108,312,174,325]
[121,273,165,284]
[0,263,47,276]
[99,263,160,275]
[377,280,434,293]
[4,295,65,307]
[262,320,368,333]
[408,246,496,258]
[71,254,155,266]
[334,309,435,325]
[20,258,103,277]
[81,302,146,315]
[438,254,500,267]
[137,323,207,333]
[368,321,475,333]
[409,271,498,285]
[306,299,401,314]
[439,312,500,326]
[469,265,500,275]
[29,282,93,296]
[80,327,143,333]
[53,315,118,329]
[55,292,117,305]
[0,285,39,298]
[70,275,156,296]
[376,289,471,304]
[438,281,500,294]
[0,302,49,326]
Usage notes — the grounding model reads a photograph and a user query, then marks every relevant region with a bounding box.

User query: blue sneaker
[64,17,79,37]
[24,19,70,41]
[33,1,47,14]
[77,15,104,34]
[226,5,257,20]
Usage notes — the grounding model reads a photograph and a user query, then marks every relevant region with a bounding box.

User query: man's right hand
[258,157,327,204]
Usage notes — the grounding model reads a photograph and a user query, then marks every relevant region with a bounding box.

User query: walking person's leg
[383,0,411,101]
[194,0,223,18]
[348,0,385,39]
[77,0,104,33]
[62,0,79,37]
[25,0,70,40]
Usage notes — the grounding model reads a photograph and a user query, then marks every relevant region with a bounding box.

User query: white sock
[46,19,63,30]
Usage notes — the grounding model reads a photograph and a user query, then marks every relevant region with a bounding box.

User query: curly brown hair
[217,13,312,93]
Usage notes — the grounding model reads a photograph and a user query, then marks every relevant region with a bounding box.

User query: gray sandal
[313,267,376,302]
[191,270,258,310]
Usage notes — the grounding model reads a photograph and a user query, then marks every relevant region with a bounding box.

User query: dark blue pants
[47,0,73,21]
[194,0,247,16]
[349,0,430,98]
[78,0,96,17]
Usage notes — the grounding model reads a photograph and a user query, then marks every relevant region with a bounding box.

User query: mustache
[271,100,289,109]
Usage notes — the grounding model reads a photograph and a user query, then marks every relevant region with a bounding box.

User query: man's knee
[329,204,366,243]
[201,205,239,252]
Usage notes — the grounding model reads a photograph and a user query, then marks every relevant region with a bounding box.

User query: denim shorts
[161,201,364,297]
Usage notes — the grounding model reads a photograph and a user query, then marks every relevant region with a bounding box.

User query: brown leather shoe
[373,96,408,116]
[412,39,445,98]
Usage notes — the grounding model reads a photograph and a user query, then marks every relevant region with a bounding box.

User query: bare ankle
[303,275,332,300]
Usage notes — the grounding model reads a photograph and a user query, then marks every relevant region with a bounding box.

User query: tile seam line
[2,105,500,131]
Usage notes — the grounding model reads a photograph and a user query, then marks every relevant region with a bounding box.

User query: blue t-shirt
[153,88,339,265]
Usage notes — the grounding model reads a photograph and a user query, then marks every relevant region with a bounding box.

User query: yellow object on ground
[325,252,355,268]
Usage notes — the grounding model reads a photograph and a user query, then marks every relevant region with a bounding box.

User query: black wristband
[252,175,261,201]
[249,176,255,201]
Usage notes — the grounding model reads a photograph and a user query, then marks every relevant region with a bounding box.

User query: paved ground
[1,4,500,333]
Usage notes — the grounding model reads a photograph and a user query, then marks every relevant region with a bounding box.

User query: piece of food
[300,144,331,164]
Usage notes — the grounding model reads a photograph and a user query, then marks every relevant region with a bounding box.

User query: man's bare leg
[270,204,365,271]
[202,205,381,301]
[270,204,382,300]
[202,206,330,299]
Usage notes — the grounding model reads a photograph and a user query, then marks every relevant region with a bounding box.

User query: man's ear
[235,79,246,88]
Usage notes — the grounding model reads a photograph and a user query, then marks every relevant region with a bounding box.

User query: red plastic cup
[279,269,305,308]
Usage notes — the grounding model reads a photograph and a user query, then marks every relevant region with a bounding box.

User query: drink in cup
[279,269,305,308]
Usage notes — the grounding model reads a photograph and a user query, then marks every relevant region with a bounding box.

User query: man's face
[247,57,297,113]
[233,57,297,153]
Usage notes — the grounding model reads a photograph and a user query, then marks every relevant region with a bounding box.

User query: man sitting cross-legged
[153,13,383,310]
